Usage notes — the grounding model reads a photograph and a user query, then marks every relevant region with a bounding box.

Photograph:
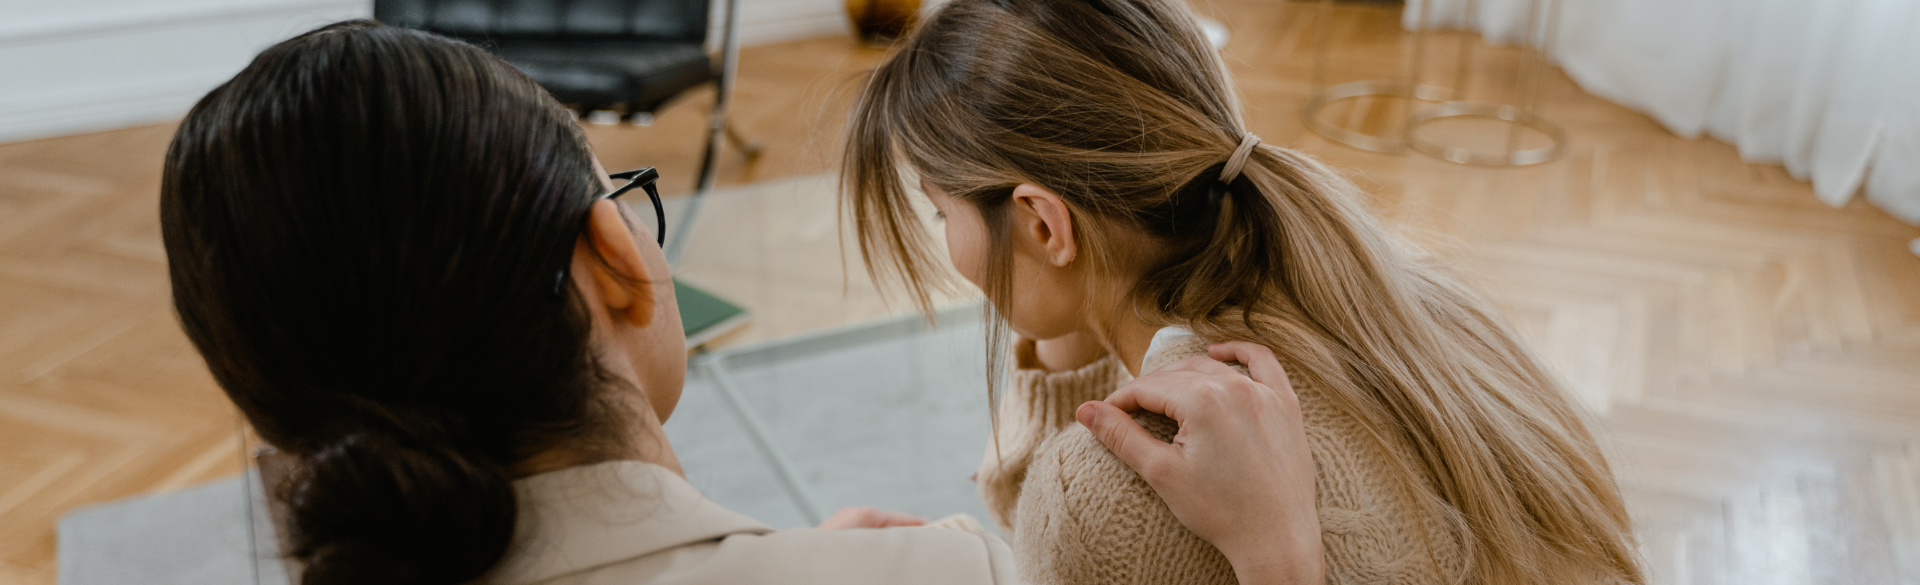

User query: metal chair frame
[665,0,753,265]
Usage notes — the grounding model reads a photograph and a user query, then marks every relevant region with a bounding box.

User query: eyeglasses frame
[553,167,665,295]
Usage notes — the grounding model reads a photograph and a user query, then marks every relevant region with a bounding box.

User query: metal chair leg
[664,0,745,266]
[725,122,763,160]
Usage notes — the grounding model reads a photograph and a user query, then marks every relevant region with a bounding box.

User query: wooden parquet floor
[1,3,1916,584]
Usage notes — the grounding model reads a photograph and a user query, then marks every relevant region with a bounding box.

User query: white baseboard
[0,0,853,144]
[736,0,855,46]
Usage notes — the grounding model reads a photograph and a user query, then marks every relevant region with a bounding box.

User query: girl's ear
[1010,183,1078,267]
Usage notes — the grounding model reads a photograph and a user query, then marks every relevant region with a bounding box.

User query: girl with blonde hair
[844,0,1646,583]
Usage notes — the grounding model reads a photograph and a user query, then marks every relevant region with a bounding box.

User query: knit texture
[977,337,1471,585]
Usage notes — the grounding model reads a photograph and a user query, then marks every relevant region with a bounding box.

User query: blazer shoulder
[585,525,1022,585]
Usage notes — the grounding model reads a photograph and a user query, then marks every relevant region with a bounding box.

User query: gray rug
[58,307,996,584]
[58,471,289,585]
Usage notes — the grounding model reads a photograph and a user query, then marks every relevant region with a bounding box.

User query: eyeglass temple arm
[608,168,667,246]
[611,168,659,183]
[644,182,665,246]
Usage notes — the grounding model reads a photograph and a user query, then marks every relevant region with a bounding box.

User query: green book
[675,278,751,349]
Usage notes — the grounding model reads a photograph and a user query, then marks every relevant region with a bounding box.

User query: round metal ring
[1302,80,1456,154]
[1403,101,1567,167]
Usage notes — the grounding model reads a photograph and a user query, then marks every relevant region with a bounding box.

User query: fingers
[1077,401,1174,481]
[1102,379,1182,421]
[871,509,929,527]
[1105,365,1230,423]
[1106,341,1292,427]
[1155,354,1239,376]
[816,506,865,530]
[817,506,928,529]
[1208,341,1294,397]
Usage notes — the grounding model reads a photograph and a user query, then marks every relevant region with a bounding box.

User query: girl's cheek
[946,224,978,287]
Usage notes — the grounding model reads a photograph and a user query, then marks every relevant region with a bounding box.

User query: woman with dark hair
[161,19,1323,585]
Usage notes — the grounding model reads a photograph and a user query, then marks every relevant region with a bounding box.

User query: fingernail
[1075,402,1096,427]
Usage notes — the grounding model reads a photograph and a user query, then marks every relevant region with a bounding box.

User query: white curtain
[1408,0,1920,239]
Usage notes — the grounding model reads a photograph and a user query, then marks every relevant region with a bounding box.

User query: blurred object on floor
[1301,0,1438,153]
[677,278,753,349]
[846,0,920,45]
[1196,15,1230,49]
[1408,0,1920,230]
[1398,0,1564,166]
[1305,0,1565,166]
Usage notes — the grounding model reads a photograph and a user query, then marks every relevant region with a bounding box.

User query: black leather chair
[375,0,754,261]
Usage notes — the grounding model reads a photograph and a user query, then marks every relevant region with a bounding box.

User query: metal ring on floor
[1303,79,1456,154]
[1403,100,1567,167]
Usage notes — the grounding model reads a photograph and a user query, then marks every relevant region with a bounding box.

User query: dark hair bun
[288,431,517,585]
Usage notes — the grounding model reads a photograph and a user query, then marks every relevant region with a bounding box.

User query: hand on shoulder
[1075,342,1324,585]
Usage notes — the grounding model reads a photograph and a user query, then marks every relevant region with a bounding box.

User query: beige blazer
[479,460,1022,585]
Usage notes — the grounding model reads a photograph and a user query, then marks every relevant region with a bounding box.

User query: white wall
[0,0,852,144]
[733,0,853,47]
[0,0,372,143]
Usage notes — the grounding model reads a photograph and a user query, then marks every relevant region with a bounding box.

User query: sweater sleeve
[976,338,1131,532]
[1010,414,1239,585]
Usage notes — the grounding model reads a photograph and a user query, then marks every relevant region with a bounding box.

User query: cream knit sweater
[978,331,1470,585]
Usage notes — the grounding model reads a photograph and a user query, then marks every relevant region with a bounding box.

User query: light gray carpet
[669,306,995,529]
[58,308,996,584]
[58,471,289,585]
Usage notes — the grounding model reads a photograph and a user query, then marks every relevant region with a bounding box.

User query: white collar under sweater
[1142,326,1201,374]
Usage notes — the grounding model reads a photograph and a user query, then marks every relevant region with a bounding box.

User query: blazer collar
[483,460,774,584]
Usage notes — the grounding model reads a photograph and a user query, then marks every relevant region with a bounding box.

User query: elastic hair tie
[1163,133,1263,236]
[1220,133,1261,183]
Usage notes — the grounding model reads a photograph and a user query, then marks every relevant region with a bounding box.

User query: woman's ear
[1010,183,1078,267]
[585,199,656,327]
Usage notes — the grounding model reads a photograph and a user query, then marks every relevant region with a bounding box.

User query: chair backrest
[375,0,709,43]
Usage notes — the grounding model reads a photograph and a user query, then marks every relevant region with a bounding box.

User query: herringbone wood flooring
[1230,6,1920,583]
[1,3,1917,584]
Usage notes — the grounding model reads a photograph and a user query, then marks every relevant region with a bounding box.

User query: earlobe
[1012,183,1078,267]
[585,200,656,327]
